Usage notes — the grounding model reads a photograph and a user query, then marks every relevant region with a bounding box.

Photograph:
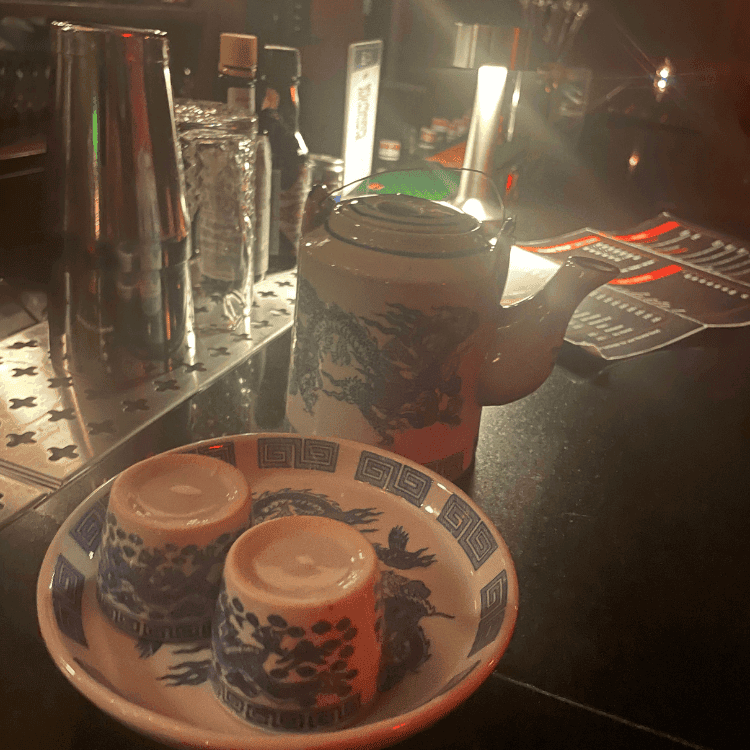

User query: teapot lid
[325,194,488,258]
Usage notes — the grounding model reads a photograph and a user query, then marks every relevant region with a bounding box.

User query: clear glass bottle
[218,33,271,282]
[176,104,256,331]
[259,45,311,272]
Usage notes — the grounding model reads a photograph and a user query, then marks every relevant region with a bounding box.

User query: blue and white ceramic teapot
[286,193,616,481]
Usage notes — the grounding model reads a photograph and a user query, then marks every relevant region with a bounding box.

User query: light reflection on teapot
[286,192,617,481]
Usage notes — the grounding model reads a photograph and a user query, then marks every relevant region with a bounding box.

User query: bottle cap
[219,33,258,77]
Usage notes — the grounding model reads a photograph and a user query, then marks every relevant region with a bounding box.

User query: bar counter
[1,200,748,750]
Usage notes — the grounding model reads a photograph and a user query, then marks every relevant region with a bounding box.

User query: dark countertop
[1,176,749,749]
[3,317,749,750]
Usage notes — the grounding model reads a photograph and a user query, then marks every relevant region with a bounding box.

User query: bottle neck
[219,72,257,114]
[261,79,301,134]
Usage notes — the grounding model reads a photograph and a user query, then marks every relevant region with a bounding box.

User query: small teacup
[96,452,252,642]
[211,515,384,732]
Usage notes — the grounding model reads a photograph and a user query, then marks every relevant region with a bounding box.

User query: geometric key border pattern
[52,554,88,647]
[68,494,108,556]
[437,493,498,571]
[257,436,340,472]
[468,569,508,657]
[353,450,433,508]
[183,440,238,467]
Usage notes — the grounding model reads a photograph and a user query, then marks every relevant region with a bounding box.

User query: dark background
[1,0,749,281]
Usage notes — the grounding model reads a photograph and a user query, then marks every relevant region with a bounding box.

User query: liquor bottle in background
[253,47,311,434]
[259,45,311,272]
[416,126,437,160]
[402,123,419,160]
[375,139,401,172]
[430,117,450,151]
[218,33,270,281]
[453,114,470,144]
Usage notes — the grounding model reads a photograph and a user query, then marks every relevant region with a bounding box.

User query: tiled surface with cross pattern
[0,271,296,509]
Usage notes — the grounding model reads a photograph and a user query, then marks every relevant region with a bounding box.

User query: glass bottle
[258,45,311,272]
[217,33,271,282]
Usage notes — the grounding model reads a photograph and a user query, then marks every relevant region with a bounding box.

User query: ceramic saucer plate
[37,434,518,750]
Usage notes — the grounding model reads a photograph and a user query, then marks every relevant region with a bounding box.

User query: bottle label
[378,140,401,161]
[227,86,255,112]
[419,127,436,145]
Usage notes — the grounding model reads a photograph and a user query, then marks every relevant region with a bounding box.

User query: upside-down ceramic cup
[211,515,384,732]
[96,452,252,642]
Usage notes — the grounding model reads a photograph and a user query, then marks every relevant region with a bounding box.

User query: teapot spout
[479,255,619,406]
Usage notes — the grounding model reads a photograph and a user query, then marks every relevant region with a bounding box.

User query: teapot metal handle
[301,166,511,241]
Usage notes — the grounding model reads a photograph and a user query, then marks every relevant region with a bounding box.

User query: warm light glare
[658,66,670,79]
[92,102,100,239]
[511,83,521,108]
[656,78,667,91]
[628,152,640,168]
[460,197,490,222]
[476,66,509,118]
